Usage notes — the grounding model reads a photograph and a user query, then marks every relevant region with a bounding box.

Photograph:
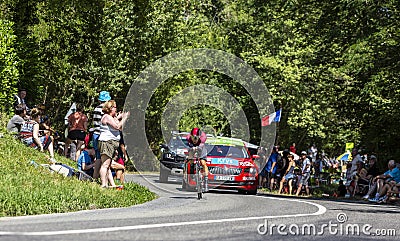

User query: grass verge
[0,130,157,217]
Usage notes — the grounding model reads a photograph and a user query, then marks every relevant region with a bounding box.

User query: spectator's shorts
[99,139,119,160]
[260,171,277,179]
[284,173,295,180]
[68,130,86,141]
[299,173,310,186]
[23,136,51,150]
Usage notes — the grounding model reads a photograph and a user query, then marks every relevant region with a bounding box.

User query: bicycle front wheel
[195,163,202,199]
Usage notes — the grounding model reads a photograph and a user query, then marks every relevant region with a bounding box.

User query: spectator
[278,154,296,194]
[350,148,363,174]
[295,151,311,196]
[366,155,379,180]
[381,182,400,204]
[358,155,379,199]
[368,160,400,203]
[77,148,96,177]
[374,180,400,204]
[314,154,323,186]
[13,88,30,113]
[335,180,347,197]
[346,160,367,197]
[98,100,129,188]
[256,146,267,170]
[289,142,296,154]
[7,104,27,133]
[310,144,318,162]
[327,158,339,171]
[259,146,279,190]
[19,108,56,163]
[64,103,88,162]
[111,150,126,185]
[278,149,289,178]
[92,91,111,180]
[112,132,128,185]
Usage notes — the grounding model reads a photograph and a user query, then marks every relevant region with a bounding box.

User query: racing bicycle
[184,148,205,200]
[194,156,204,200]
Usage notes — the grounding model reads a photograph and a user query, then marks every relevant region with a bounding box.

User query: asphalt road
[0,174,399,241]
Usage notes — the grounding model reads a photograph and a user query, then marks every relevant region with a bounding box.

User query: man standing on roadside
[296,151,311,196]
[92,91,111,180]
[260,146,279,190]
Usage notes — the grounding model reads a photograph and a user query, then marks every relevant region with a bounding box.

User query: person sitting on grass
[346,160,367,197]
[77,147,96,177]
[333,180,347,198]
[373,180,400,204]
[368,160,400,203]
[19,108,56,163]
[7,104,27,134]
[382,182,400,204]
[111,158,125,186]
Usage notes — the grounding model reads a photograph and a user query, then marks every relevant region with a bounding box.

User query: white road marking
[0,196,326,236]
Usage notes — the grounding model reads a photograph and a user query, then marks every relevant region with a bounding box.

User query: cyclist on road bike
[186,127,209,192]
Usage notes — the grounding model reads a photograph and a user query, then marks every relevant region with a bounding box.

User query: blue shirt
[265,152,278,174]
[77,150,93,171]
[384,167,400,183]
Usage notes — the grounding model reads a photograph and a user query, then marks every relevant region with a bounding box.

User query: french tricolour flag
[261,109,281,126]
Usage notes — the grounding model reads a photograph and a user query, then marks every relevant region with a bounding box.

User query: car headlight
[249,167,257,174]
[244,167,257,174]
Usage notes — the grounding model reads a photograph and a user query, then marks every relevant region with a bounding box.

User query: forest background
[1,0,399,168]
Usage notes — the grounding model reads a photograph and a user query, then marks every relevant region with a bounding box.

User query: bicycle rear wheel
[195,162,203,200]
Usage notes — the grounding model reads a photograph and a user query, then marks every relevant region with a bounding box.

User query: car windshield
[206,145,249,158]
[168,136,189,149]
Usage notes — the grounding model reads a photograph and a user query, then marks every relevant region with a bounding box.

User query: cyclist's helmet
[190,127,202,143]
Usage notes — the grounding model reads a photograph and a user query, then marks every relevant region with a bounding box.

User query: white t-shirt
[350,154,363,173]
[302,158,311,173]
[7,115,25,133]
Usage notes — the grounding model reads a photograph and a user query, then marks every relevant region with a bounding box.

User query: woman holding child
[98,100,129,188]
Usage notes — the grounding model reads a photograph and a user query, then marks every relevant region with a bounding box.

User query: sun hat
[98,91,111,102]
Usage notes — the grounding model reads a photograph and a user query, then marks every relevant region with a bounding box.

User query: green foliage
[1,0,399,164]
[0,130,157,217]
[0,19,18,113]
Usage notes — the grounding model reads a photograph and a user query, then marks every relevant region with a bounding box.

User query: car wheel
[238,189,246,194]
[247,188,257,195]
[159,164,169,183]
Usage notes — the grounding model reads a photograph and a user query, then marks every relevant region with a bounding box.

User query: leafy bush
[0,125,157,217]
[0,19,18,114]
